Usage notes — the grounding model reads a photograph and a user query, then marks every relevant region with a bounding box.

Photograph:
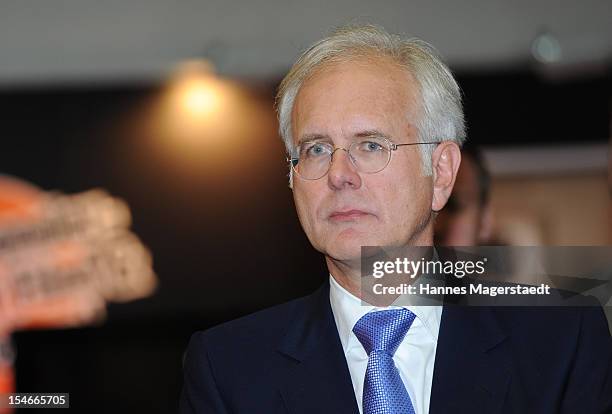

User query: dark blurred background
[1,1,611,412]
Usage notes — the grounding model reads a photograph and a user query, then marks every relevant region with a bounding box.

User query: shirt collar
[329,274,442,352]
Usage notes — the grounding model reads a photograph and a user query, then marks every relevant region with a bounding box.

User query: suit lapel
[274,281,511,414]
[277,283,359,414]
[429,304,511,414]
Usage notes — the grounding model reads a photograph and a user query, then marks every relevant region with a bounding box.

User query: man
[180,25,611,413]
[434,142,493,246]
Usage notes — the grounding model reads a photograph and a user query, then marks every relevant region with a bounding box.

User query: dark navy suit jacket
[180,281,612,413]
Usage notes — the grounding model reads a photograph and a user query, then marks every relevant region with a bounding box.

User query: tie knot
[352,308,416,356]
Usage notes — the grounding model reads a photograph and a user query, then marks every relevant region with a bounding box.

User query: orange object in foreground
[0,175,157,407]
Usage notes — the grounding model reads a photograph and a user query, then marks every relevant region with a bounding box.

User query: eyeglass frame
[287,137,440,180]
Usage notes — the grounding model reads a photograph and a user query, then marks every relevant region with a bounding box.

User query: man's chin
[313,226,391,262]
[323,236,372,263]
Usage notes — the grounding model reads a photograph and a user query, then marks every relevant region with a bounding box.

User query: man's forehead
[291,63,419,146]
[292,57,417,113]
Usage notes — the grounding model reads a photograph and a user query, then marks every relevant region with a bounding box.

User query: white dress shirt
[329,275,441,414]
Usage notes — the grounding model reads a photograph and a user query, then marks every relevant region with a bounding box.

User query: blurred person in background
[434,142,493,246]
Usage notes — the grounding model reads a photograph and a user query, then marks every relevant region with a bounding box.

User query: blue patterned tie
[352,308,416,414]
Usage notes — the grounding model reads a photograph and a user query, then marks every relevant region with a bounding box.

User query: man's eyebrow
[354,130,392,140]
[296,130,393,146]
[296,133,331,146]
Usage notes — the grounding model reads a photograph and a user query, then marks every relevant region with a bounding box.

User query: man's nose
[327,148,362,190]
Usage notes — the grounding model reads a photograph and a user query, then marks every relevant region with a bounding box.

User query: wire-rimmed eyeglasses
[288,136,439,180]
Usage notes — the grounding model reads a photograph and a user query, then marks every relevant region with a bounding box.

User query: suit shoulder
[492,298,610,345]
[190,289,319,350]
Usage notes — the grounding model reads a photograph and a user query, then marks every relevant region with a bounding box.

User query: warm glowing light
[169,60,224,118]
[181,80,219,115]
[143,58,276,175]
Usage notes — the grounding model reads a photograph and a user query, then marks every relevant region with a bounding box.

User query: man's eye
[361,141,384,152]
[304,143,330,157]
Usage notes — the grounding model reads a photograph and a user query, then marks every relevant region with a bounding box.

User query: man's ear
[431,141,461,212]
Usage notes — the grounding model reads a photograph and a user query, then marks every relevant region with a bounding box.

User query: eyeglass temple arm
[391,141,440,150]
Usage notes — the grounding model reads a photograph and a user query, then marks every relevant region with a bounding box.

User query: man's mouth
[328,209,371,221]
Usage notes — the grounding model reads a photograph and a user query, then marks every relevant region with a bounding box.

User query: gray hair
[276,24,466,177]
